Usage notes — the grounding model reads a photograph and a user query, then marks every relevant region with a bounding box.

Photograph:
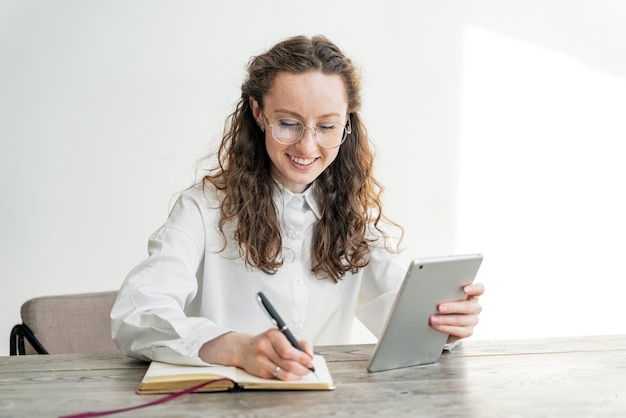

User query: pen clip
[256,292,278,327]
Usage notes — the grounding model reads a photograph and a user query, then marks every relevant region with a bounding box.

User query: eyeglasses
[261,113,351,149]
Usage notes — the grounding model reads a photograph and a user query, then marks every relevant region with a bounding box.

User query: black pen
[256,291,317,375]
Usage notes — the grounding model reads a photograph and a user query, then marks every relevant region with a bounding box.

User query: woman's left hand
[429,283,484,343]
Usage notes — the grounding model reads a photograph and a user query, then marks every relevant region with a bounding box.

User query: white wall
[1,0,625,356]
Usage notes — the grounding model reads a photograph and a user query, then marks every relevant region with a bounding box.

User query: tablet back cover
[367,254,483,373]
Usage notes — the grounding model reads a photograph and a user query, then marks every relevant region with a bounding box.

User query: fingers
[433,322,477,339]
[437,282,485,314]
[430,282,485,340]
[300,339,315,358]
[253,329,314,381]
[463,282,485,299]
[430,309,480,339]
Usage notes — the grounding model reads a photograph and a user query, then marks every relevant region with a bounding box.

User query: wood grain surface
[1,335,624,417]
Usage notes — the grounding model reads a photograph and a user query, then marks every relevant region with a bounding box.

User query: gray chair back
[11,291,120,355]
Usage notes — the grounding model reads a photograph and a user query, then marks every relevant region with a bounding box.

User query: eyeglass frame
[260,111,352,149]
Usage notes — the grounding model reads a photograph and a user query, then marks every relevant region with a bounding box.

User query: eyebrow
[271,109,344,120]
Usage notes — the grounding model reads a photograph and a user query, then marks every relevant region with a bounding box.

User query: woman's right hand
[199,329,314,381]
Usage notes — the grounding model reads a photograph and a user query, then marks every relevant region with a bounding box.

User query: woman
[111,35,484,381]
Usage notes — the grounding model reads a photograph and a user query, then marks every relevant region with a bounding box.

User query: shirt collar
[272,181,322,219]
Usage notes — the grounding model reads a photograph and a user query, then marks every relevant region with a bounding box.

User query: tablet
[366,253,483,373]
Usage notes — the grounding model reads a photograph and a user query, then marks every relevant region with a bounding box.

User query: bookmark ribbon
[59,377,236,418]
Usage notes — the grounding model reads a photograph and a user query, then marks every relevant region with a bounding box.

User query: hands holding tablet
[430,282,485,343]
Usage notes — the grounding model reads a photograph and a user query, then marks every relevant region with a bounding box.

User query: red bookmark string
[59,377,236,418]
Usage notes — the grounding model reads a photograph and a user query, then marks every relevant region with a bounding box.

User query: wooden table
[1,335,625,417]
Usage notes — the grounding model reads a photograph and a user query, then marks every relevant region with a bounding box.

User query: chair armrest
[9,324,49,355]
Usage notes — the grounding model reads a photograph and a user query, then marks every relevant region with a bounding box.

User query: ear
[249,97,265,132]
[249,97,261,121]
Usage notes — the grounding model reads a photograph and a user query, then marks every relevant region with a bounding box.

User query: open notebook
[137,354,335,394]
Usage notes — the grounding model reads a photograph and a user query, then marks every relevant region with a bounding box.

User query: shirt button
[291,196,304,207]
[289,231,301,239]
[295,278,302,285]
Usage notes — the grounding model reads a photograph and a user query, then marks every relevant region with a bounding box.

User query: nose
[297,126,319,150]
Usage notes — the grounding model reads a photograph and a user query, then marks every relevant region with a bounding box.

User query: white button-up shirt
[111,182,410,366]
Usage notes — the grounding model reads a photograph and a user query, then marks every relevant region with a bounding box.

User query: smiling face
[251,71,349,193]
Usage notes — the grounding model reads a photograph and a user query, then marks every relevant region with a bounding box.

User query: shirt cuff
[443,339,462,351]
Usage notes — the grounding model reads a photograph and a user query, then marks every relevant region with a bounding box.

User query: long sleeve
[111,187,230,366]
[356,246,411,338]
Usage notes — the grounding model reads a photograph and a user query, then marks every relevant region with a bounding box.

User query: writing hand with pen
[198,292,315,381]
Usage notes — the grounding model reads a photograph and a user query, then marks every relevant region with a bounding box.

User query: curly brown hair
[203,35,402,282]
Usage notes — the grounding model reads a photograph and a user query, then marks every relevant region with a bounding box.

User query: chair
[10,291,120,355]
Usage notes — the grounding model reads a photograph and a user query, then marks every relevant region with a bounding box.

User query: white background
[1,0,625,355]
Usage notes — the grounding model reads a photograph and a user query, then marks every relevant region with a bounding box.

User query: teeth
[290,156,315,165]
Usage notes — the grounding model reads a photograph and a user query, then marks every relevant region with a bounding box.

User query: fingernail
[439,305,448,313]
[464,285,473,293]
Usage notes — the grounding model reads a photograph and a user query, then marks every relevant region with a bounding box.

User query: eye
[277,118,301,129]
[318,123,339,132]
